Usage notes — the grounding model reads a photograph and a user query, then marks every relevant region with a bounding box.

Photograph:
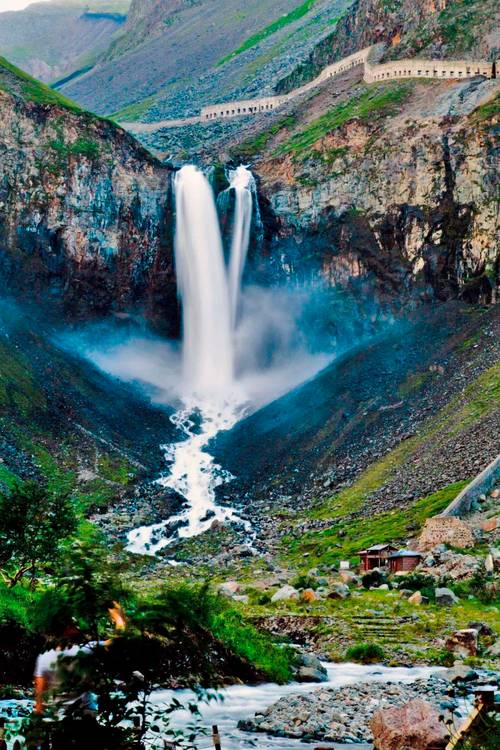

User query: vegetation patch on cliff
[276,82,412,157]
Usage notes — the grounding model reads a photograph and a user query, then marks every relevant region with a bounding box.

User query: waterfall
[227,166,254,327]
[127,164,255,554]
[174,165,234,396]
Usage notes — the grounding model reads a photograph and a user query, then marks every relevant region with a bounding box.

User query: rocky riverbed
[238,669,498,744]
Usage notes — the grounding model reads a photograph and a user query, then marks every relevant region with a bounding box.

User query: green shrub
[361,570,387,589]
[291,574,318,590]
[469,564,497,604]
[401,573,436,601]
[345,643,385,664]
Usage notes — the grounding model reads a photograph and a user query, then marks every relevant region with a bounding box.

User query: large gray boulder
[328,583,350,599]
[435,587,459,605]
[295,665,328,683]
[271,584,299,603]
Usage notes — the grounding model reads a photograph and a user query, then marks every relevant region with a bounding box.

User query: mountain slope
[0,0,129,84]
[57,0,352,119]
[0,298,178,529]
[212,303,499,560]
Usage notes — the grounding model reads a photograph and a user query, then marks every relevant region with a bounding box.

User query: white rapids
[147,662,445,749]
[127,165,255,555]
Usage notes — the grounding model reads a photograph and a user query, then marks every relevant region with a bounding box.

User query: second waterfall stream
[127,165,255,554]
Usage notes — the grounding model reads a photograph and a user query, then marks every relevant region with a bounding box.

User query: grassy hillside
[217,0,319,66]
[0,56,84,112]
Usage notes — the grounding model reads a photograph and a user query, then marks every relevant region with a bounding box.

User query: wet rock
[295,666,328,683]
[370,698,448,750]
[442,665,479,683]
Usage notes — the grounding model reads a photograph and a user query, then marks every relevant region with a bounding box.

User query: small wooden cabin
[388,550,423,573]
[358,543,398,572]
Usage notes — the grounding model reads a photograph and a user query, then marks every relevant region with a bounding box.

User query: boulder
[218,580,240,597]
[408,591,423,605]
[295,665,328,683]
[435,587,459,606]
[378,584,390,591]
[339,569,358,584]
[327,584,350,600]
[486,639,500,658]
[485,553,494,572]
[468,621,493,637]
[442,665,479,683]
[298,652,325,671]
[445,629,478,658]
[271,585,299,603]
[370,698,448,750]
[301,588,317,603]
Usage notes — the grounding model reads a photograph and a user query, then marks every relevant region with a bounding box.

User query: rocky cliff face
[233,75,499,304]
[0,59,176,330]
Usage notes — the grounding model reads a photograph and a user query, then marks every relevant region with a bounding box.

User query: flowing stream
[127,165,255,554]
[150,663,443,749]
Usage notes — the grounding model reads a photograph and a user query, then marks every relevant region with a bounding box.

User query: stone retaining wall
[364,57,494,83]
[124,47,496,131]
[201,47,373,122]
[440,454,500,517]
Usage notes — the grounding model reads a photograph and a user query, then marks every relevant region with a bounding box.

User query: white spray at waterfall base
[127,165,255,555]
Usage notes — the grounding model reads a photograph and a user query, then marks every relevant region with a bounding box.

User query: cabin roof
[360,543,398,553]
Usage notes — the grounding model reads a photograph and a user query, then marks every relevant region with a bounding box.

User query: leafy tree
[56,538,130,640]
[0,481,77,587]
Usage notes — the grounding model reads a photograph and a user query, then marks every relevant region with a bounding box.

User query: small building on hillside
[388,550,423,574]
[358,544,398,572]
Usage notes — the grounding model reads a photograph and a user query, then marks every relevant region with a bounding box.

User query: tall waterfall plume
[227,166,255,327]
[174,164,234,396]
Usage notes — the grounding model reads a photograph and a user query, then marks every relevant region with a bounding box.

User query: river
[151,662,442,749]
